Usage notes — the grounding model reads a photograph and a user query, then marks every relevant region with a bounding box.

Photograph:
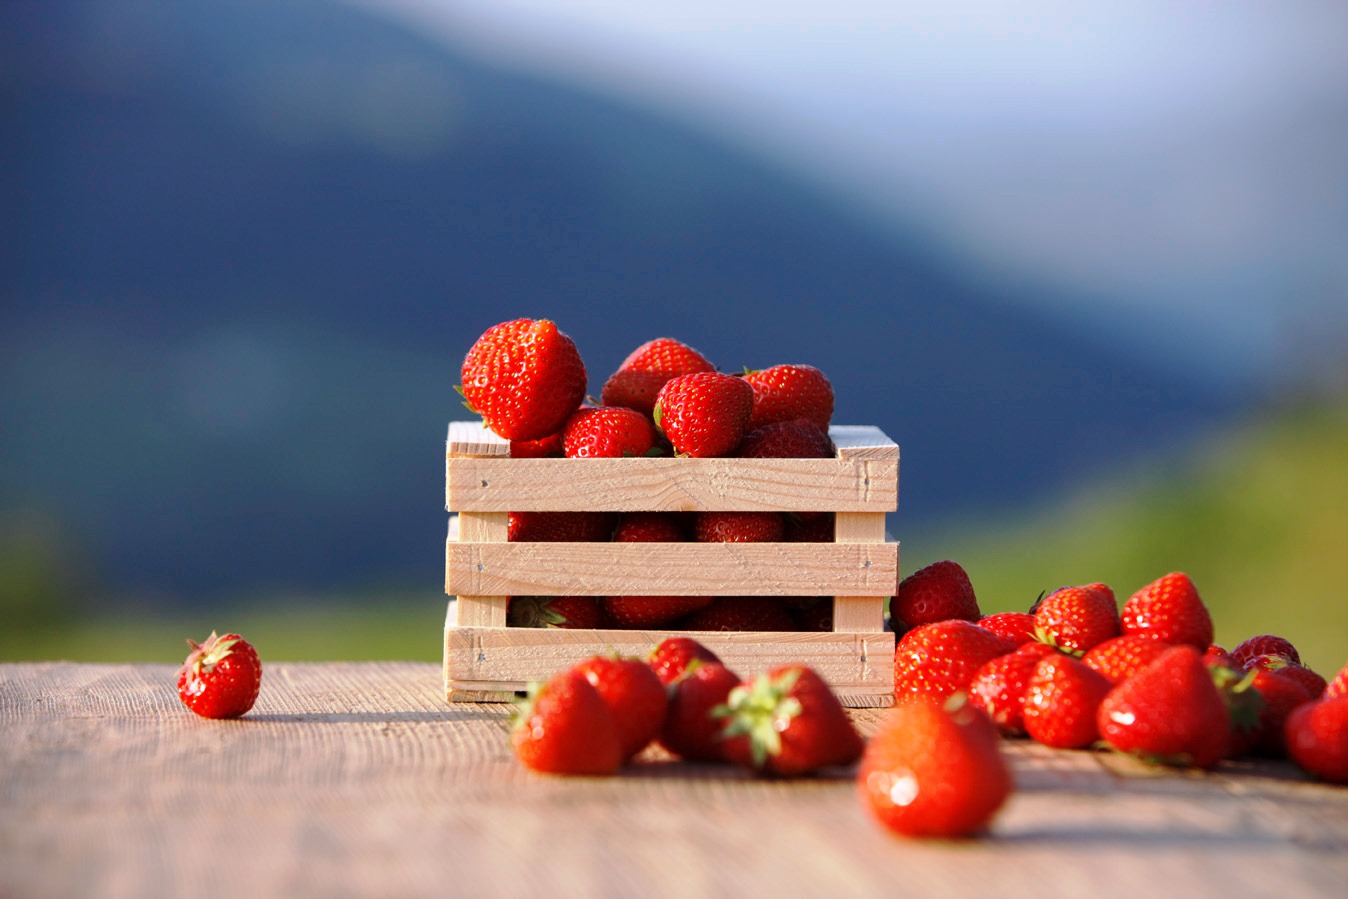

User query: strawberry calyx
[1209,662,1264,735]
[181,631,239,679]
[715,667,804,769]
[1031,624,1082,658]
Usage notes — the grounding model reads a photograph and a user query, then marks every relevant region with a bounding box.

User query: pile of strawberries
[460,317,841,632]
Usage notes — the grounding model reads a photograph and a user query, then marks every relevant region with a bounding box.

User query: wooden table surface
[3,662,1346,899]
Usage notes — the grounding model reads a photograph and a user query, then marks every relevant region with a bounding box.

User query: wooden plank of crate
[448,513,509,628]
[446,541,898,597]
[445,625,896,707]
[832,511,891,633]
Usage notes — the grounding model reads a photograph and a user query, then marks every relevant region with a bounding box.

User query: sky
[355,0,1348,390]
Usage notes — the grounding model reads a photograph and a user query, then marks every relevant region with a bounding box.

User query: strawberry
[507,511,616,542]
[1081,634,1171,685]
[603,595,714,629]
[177,631,263,719]
[1326,660,1348,700]
[510,668,623,775]
[1204,643,1240,669]
[613,512,688,543]
[1236,667,1315,758]
[968,641,1059,736]
[507,596,606,629]
[647,636,722,686]
[561,405,659,458]
[657,661,742,762]
[1097,644,1231,768]
[1285,696,1348,783]
[652,371,754,458]
[892,619,1016,704]
[741,364,834,432]
[718,665,864,776]
[678,596,798,632]
[1120,571,1213,649]
[509,430,564,458]
[600,337,716,416]
[784,512,835,543]
[1231,634,1301,669]
[1032,584,1119,655]
[735,419,835,459]
[858,695,1012,839]
[693,510,786,543]
[891,560,980,633]
[1258,660,1327,699]
[573,653,670,761]
[1022,652,1112,749]
[460,318,587,441]
[977,612,1038,647]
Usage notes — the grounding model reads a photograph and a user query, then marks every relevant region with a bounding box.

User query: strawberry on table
[658,661,742,762]
[1031,583,1119,655]
[893,619,1016,704]
[1285,696,1348,783]
[1231,666,1315,759]
[573,654,670,761]
[562,405,659,458]
[1120,571,1214,650]
[510,668,624,775]
[1081,634,1171,685]
[647,636,722,686]
[741,364,834,432]
[718,665,863,777]
[600,337,716,416]
[891,560,980,633]
[977,611,1038,647]
[507,596,606,629]
[1022,652,1112,750]
[858,695,1012,839]
[652,371,754,458]
[177,631,262,719]
[968,641,1058,736]
[460,318,587,442]
[1097,644,1231,768]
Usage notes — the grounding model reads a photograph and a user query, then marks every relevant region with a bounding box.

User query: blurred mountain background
[3,1,1346,672]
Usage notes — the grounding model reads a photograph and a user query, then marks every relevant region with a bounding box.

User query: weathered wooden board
[3,663,1346,899]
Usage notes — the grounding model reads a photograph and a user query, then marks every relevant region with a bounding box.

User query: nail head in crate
[443,420,900,707]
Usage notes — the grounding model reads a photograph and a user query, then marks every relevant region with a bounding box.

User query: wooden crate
[444,420,899,707]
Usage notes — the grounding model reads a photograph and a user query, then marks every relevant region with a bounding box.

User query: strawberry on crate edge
[177,631,263,719]
[459,318,587,442]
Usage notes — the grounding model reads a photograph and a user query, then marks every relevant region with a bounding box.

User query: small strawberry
[562,405,659,458]
[657,661,742,762]
[1231,634,1301,669]
[718,665,864,776]
[1081,634,1171,685]
[1237,667,1315,758]
[510,668,623,776]
[647,636,722,686]
[1022,652,1112,750]
[968,641,1059,736]
[693,510,786,543]
[741,364,834,432]
[1097,644,1231,768]
[460,318,587,442]
[1247,657,1327,699]
[509,430,564,458]
[892,619,1016,704]
[891,560,980,633]
[177,631,263,719]
[613,512,688,543]
[678,596,799,632]
[1120,571,1213,649]
[858,695,1012,839]
[603,595,714,629]
[600,337,716,416]
[507,596,606,629]
[735,419,835,459]
[1285,696,1348,783]
[653,371,754,458]
[573,654,670,761]
[977,612,1038,647]
[508,511,616,542]
[1032,584,1119,655]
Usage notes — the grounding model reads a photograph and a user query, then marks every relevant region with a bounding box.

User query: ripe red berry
[1032,584,1119,655]
[719,665,863,776]
[561,405,659,458]
[893,619,1015,704]
[653,371,754,458]
[647,637,722,686]
[1097,645,1231,768]
[600,337,716,416]
[1120,572,1213,649]
[891,560,980,633]
[460,318,587,442]
[1022,652,1112,750]
[177,632,262,719]
[741,364,834,432]
[510,669,624,776]
[1285,696,1348,783]
[573,654,669,761]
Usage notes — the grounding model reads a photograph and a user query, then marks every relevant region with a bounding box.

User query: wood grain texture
[3,663,1347,899]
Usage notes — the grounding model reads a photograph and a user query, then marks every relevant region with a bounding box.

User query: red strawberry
[653,371,754,458]
[977,612,1038,647]
[1237,667,1315,758]
[678,596,798,632]
[1022,652,1112,749]
[613,512,688,543]
[1204,643,1240,669]
[600,337,716,416]
[460,318,587,441]
[562,405,659,458]
[507,596,606,629]
[1231,634,1301,669]
[1250,658,1327,699]
[657,661,742,762]
[693,510,786,543]
[1032,584,1119,655]
[784,512,835,543]
[735,419,835,459]
[1097,644,1231,768]
[892,619,1016,704]
[718,665,863,776]
[1285,696,1348,783]
[891,560,980,633]
[968,641,1059,736]
[1120,572,1213,649]
[1081,634,1171,685]
[177,631,263,719]
[510,668,623,775]
[1326,660,1348,700]
[647,636,722,686]
[603,595,714,629]
[741,364,834,432]
[858,695,1012,839]
[509,430,564,458]
[507,511,616,542]
[573,654,670,761]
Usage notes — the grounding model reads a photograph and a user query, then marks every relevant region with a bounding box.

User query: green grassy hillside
[900,394,1348,678]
